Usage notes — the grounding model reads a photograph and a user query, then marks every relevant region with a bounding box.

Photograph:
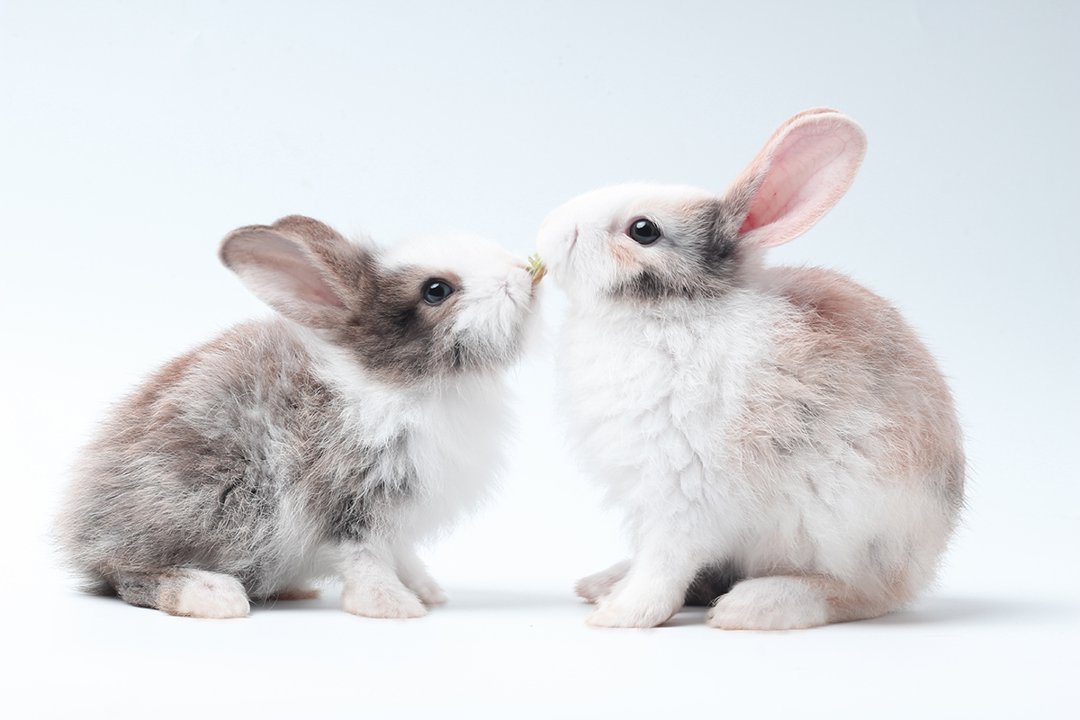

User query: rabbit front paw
[406,577,448,606]
[341,582,427,619]
[586,591,679,628]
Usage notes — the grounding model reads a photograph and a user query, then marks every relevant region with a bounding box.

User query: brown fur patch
[266,587,321,601]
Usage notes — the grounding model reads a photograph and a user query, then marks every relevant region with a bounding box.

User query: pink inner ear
[736,113,866,248]
[222,228,347,313]
[255,242,347,309]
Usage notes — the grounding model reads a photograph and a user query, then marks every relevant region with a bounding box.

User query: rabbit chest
[558,295,780,511]
[309,340,506,543]
[394,375,508,539]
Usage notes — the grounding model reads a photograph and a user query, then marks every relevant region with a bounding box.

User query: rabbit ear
[220,215,370,328]
[725,109,866,248]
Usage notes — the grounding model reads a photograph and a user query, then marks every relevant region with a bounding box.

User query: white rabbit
[57,215,541,618]
[536,109,964,629]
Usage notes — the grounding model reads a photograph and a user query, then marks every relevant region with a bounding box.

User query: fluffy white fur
[537,109,964,630]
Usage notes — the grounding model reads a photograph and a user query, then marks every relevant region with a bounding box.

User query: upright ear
[219,215,370,328]
[724,109,866,248]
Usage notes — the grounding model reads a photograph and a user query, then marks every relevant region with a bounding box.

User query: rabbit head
[536,108,867,303]
[221,215,539,384]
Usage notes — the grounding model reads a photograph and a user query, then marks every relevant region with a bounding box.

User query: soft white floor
[14,569,1078,719]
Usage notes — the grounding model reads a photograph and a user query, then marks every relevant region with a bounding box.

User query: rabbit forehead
[547,183,714,229]
[383,233,523,280]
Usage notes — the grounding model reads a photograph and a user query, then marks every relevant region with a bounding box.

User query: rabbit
[57,215,541,619]
[536,108,964,630]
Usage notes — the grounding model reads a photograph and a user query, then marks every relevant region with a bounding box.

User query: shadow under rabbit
[255,585,573,614]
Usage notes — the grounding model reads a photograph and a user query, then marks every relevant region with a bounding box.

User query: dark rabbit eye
[421,279,454,305]
[628,218,661,245]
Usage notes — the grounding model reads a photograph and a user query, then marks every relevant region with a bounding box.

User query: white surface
[1,1,1077,718]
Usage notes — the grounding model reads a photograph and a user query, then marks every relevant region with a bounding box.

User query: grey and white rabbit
[57,215,540,618]
[536,109,964,629]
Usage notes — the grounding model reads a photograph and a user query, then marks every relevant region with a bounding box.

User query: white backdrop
[2,1,1077,718]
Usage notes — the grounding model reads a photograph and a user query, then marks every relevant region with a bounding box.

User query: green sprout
[527,253,547,285]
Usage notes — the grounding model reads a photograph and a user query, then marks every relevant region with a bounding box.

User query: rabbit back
[59,320,421,597]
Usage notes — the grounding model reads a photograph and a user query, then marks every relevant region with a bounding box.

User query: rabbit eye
[627,218,661,245]
[421,279,454,305]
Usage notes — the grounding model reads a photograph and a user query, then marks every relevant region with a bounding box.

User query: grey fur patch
[770,437,798,456]
[609,198,748,302]
[321,431,417,542]
[866,537,887,573]
[56,321,428,601]
[690,198,744,273]
[333,265,527,384]
[103,569,172,610]
[796,400,820,424]
[331,266,458,382]
[614,269,697,301]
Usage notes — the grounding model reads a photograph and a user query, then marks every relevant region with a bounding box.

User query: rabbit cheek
[688,200,744,275]
[604,204,748,303]
[335,269,460,384]
[608,241,644,272]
